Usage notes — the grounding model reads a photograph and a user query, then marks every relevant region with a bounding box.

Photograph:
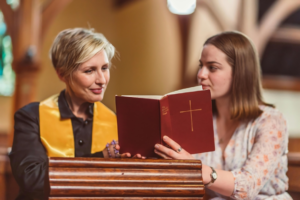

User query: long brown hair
[204,31,273,121]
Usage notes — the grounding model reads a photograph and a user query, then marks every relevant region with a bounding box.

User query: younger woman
[154,31,291,199]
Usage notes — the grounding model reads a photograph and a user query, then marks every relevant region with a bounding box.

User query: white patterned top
[193,105,292,200]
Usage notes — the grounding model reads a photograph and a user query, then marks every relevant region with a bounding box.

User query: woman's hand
[103,140,130,158]
[154,136,195,160]
[132,154,146,159]
[103,140,146,159]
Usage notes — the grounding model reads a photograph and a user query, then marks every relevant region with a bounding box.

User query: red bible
[116,86,215,157]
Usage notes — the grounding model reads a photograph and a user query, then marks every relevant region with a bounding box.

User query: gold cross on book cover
[116,86,215,157]
[180,100,202,132]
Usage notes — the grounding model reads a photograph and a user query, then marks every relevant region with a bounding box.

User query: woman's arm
[229,111,288,199]
[9,103,48,199]
[155,110,288,199]
[154,136,235,196]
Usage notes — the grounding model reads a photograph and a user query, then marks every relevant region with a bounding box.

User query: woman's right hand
[154,136,195,160]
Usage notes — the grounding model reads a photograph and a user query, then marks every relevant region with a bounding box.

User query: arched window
[259,0,300,78]
[0,11,14,96]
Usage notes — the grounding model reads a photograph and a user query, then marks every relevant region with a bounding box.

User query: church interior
[0,0,300,199]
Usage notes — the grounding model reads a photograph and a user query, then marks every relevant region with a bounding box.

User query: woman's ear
[56,70,66,83]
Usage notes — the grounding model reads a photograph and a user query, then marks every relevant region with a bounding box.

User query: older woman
[9,28,131,200]
[154,32,291,199]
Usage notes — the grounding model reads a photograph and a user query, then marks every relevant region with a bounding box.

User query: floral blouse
[193,105,292,200]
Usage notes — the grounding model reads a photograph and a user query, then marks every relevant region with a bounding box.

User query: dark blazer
[9,90,104,200]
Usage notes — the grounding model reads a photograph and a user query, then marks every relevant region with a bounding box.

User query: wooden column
[178,14,191,88]
[0,0,72,147]
[0,0,70,198]
[11,0,41,114]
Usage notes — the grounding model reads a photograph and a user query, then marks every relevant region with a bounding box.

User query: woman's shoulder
[258,105,284,118]
[255,104,287,127]
[15,102,40,119]
[15,91,62,117]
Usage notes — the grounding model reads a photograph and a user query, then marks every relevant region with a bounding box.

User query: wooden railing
[46,157,205,199]
[1,136,299,199]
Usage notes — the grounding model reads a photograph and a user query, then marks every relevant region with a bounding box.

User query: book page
[165,85,202,96]
[121,86,203,99]
[121,95,163,100]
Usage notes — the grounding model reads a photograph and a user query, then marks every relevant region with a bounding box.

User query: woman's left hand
[154,136,195,160]
[104,140,145,159]
[115,144,146,159]
[103,140,129,158]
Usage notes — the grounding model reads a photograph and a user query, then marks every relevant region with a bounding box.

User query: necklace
[218,138,224,144]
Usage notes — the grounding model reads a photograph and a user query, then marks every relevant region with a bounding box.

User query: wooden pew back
[46,157,205,199]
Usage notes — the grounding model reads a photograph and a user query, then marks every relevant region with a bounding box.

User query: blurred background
[0,0,300,199]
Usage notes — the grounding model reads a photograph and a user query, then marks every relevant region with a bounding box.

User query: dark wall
[259,0,300,78]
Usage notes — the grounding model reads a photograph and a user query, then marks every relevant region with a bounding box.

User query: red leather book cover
[161,90,215,154]
[116,96,161,157]
[116,89,214,157]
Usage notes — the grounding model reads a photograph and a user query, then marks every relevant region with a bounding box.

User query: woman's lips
[90,88,103,94]
[201,85,210,90]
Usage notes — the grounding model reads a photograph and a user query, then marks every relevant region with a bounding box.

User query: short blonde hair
[50,28,115,79]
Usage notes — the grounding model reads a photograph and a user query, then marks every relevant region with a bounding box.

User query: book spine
[160,96,172,144]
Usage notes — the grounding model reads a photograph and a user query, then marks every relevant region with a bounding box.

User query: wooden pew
[46,157,205,199]
[0,133,18,200]
[3,138,300,199]
[0,149,19,200]
[287,152,300,199]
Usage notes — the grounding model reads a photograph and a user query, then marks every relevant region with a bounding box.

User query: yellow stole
[39,93,118,157]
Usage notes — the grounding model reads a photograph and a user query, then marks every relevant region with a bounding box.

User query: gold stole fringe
[39,94,118,157]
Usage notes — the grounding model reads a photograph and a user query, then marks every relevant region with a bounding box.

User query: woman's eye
[209,66,217,71]
[84,69,93,73]
[102,65,109,70]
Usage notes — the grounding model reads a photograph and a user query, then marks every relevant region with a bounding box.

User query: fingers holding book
[154,136,195,160]
[103,140,146,159]
[132,154,146,159]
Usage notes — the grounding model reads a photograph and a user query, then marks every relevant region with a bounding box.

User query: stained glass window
[6,0,19,10]
[0,10,14,96]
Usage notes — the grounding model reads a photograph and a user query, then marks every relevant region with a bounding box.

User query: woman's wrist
[103,140,120,158]
[202,164,212,185]
[102,148,108,158]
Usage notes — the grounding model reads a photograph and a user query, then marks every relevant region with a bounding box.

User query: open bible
[116,86,215,157]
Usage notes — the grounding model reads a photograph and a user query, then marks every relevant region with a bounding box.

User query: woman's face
[65,50,110,103]
[197,44,232,100]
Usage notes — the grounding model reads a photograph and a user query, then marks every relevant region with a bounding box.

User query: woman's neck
[215,96,237,125]
[215,96,240,156]
[65,89,90,120]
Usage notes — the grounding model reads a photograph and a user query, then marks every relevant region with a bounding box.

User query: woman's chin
[91,97,103,102]
[82,95,104,103]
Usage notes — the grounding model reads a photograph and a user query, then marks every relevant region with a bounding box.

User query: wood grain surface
[46,157,204,199]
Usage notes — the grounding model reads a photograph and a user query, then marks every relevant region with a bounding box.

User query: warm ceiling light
[168,0,196,15]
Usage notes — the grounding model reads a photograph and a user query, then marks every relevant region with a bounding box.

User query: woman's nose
[96,71,106,84]
[197,67,208,79]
